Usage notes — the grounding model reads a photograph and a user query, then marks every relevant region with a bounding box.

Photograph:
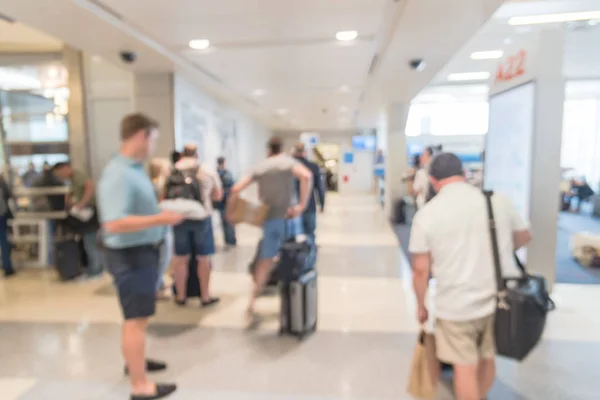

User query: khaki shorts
[435,314,495,365]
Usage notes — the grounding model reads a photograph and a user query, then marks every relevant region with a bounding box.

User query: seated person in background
[570,178,594,213]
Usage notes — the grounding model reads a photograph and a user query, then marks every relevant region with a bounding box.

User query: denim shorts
[105,244,160,320]
[258,218,301,260]
[173,218,215,257]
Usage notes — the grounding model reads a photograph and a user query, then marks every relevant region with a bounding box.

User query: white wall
[173,74,271,200]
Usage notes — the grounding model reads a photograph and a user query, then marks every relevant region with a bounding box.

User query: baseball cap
[429,152,464,180]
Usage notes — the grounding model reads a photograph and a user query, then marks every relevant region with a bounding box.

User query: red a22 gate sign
[495,49,527,83]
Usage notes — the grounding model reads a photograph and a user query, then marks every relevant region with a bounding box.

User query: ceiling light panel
[470,50,503,60]
[336,31,358,42]
[189,39,210,50]
[447,72,491,82]
[509,11,600,26]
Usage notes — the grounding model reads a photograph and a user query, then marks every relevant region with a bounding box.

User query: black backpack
[164,167,203,203]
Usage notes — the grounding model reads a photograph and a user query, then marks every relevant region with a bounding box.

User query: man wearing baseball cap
[409,153,531,400]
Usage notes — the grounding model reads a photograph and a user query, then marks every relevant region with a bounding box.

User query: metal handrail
[14,187,69,196]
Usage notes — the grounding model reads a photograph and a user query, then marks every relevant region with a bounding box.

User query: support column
[528,29,565,290]
[382,103,410,219]
[64,46,90,174]
[134,73,175,158]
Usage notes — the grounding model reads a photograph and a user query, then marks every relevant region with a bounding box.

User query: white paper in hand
[70,207,94,222]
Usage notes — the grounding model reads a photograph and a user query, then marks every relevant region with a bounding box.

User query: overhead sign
[490,33,539,96]
[495,49,527,84]
[352,136,376,151]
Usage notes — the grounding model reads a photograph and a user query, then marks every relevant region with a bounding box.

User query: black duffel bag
[484,191,555,361]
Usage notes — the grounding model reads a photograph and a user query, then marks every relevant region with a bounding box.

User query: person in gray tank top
[230,136,312,320]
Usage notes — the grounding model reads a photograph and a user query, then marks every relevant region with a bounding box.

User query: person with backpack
[162,143,222,307]
[215,156,237,248]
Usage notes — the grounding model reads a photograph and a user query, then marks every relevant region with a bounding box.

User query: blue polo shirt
[98,155,164,249]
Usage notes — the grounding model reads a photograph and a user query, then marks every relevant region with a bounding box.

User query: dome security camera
[119,51,137,64]
[409,58,426,72]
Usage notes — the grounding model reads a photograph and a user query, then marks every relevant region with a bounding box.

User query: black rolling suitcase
[172,247,201,298]
[54,223,82,281]
[278,238,318,339]
[484,191,555,361]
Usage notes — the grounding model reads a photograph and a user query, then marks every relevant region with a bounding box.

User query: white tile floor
[0,193,598,399]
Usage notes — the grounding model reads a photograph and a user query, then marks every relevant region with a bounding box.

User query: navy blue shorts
[173,218,215,257]
[105,244,160,320]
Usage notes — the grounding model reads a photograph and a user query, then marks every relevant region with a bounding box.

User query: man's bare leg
[478,358,496,398]
[170,255,189,303]
[123,318,155,395]
[247,258,274,315]
[197,255,212,304]
[453,364,481,400]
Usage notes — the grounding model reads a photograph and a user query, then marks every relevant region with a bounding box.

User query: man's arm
[408,216,431,324]
[292,163,313,213]
[505,195,532,250]
[104,214,172,234]
[514,230,532,250]
[77,179,95,208]
[412,253,431,312]
[230,175,254,196]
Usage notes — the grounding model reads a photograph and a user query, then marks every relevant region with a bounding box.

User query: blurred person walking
[293,143,325,242]
[166,143,222,307]
[215,156,237,248]
[410,153,532,400]
[230,136,312,319]
[412,147,434,210]
[98,113,184,400]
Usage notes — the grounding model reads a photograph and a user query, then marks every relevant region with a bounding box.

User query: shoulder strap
[483,190,506,292]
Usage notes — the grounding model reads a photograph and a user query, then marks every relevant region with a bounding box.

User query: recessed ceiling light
[509,11,600,26]
[276,108,289,116]
[447,72,491,82]
[252,89,266,97]
[189,39,211,50]
[470,50,504,60]
[336,30,358,42]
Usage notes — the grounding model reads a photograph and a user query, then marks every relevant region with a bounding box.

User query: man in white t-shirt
[409,153,531,400]
[168,144,223,308]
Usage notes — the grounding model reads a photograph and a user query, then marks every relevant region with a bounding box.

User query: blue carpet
[393,211,600,285]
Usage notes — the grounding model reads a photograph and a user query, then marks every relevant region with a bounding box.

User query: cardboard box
[227,197,270,227]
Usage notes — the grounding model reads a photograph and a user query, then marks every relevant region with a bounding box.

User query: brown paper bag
[407,331,438,399]
[227,196,270,227]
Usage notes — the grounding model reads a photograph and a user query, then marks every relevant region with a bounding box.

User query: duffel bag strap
[483,191,507,296]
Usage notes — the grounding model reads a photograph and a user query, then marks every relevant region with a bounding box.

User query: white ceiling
[0,20,63,52]
[433,0,600,85]
[0,0,506,131]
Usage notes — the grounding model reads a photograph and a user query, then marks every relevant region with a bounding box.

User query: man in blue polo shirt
[98,113,183,400]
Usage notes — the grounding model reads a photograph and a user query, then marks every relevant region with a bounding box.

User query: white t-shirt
[409,182,529,322]
[413,168,429,209]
